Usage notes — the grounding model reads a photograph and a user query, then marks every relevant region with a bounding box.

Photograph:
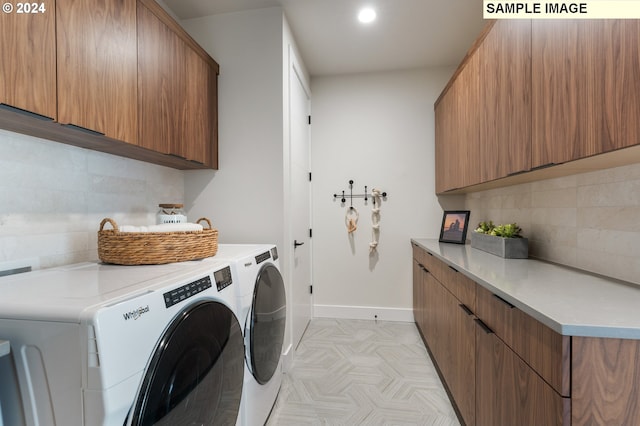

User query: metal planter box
[471,232,528,259]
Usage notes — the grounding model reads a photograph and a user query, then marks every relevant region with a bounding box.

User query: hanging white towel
[370,188,382,252]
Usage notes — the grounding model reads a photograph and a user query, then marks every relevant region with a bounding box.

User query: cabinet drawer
[476,285,570,397]
[437,261,476,311]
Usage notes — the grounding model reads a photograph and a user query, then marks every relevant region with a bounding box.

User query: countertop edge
[411,238,640,340]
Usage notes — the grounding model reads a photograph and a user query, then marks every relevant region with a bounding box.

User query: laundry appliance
[214,244,286,426]
[0,259,244,425]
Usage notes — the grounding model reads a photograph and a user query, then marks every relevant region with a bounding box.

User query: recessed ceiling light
[358,7,377,24]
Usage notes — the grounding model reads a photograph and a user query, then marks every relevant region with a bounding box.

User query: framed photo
[439,210,470,244]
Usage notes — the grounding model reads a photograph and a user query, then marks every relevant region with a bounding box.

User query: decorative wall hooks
[333,180,388,207]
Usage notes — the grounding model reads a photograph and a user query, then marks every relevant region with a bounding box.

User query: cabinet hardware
[63,123,105,136]
[448,265,459,273]
[493,293,515,309]
[0,103,53,121]
[294,240,304,248]
[459,304,474,316]
[530,162,558,171]
[507,169,528,177]
[474,318,494,334]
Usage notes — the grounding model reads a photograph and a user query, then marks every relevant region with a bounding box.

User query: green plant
[474,221,523,238]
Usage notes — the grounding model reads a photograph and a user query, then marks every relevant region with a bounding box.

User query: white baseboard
[313,304,415,322]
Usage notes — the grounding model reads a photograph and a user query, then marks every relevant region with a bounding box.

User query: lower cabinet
[412,243,568,426]
[475,322,570,426]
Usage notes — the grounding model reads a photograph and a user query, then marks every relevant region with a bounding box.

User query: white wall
[0,129,184,270]
[182,8,285,249]
[310,68,454,321]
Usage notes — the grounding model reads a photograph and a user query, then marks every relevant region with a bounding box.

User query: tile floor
[266,318,460,426]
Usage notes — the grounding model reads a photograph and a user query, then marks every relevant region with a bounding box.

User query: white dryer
[215,244,286,426]
[0,260,244,425]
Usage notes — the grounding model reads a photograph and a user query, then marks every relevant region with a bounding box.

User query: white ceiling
[161,0,486,76]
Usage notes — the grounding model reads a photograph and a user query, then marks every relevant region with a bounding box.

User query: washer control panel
[255,251,271,264]
[163,276,212,308]
[213,266,233,291]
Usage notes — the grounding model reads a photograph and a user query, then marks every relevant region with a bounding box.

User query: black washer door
[129,300,243,426]
[249,263,286,385]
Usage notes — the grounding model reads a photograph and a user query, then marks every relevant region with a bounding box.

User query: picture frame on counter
[439,210,470,244]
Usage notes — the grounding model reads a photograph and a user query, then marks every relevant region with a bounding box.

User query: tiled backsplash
[0,130,184,270]
[465,162,640,285]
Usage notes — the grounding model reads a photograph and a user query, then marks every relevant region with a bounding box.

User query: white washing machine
[215,244,286,426]
[0,259,244,426]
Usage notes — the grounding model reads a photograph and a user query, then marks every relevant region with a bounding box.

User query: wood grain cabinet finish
[137,0,219,168]
[0,0,56,119]
[532,20,640,168]
[437,52,481,192]
[476,284,570,397]
[479,19,531,181]
[572,337,640,425]
[57,0,138,144]
[476,323,570,426]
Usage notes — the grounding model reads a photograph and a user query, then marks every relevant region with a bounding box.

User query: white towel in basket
[119,223,204,233]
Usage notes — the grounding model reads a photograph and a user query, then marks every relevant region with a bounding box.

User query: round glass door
[129,300,243,426]
[249,263,286,385]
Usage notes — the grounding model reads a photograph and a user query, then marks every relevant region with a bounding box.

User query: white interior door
[290,52,312,350]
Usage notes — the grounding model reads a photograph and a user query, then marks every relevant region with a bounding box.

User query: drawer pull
[474,318,494,334]
[459,304,474,316]
[493,294,515,309]
[0,103,54,121]
[448,265,459,273]
[63,123,105,136]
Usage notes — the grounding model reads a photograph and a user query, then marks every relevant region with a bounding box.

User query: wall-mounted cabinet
[0,0,219,170]
[0,0,56,119]
[137,0,218,168]
[57,0,138,144]
[532,20,640,168]
[436,19,640,194]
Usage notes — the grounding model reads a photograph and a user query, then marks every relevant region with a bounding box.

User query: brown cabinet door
[57,0,138,143]
[137,1,180,156]
[137,1,218,167]
[532,20,640,167]
[446,292,476,426]
[480,20,531,181]
[435,51,481,193]
[476,321,570,426]
[412,260,423,329]
[178,46,216,167]
[0,0,56,119]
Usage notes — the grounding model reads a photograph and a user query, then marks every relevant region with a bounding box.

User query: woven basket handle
[100,218,119,232]
[196,218,212,230]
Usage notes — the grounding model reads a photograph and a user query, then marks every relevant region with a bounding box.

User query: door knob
[294,240,304,248]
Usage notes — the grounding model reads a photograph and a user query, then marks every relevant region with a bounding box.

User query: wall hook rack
[333,180,388,207]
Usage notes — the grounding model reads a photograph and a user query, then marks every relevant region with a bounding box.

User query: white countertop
[0,340,9,357]
[412,238,640,339]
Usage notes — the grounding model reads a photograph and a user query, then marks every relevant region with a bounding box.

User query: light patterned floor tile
[266,318,460,426]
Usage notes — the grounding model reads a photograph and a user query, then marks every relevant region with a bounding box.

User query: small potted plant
[471,221,528,258]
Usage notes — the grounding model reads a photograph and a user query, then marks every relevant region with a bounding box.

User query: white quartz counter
[412,238,640,339]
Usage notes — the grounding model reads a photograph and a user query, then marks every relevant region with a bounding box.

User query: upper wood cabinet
[0,0,218,169]
[138,0,219,168]
[532,20,640,168]
[479,19,531,181]
[435,52,481,192]
[0,0,56,119]
[57,0,138,144]
[436,19,640,193]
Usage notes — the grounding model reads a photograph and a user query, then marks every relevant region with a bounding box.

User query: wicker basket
[98,217,218,265]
